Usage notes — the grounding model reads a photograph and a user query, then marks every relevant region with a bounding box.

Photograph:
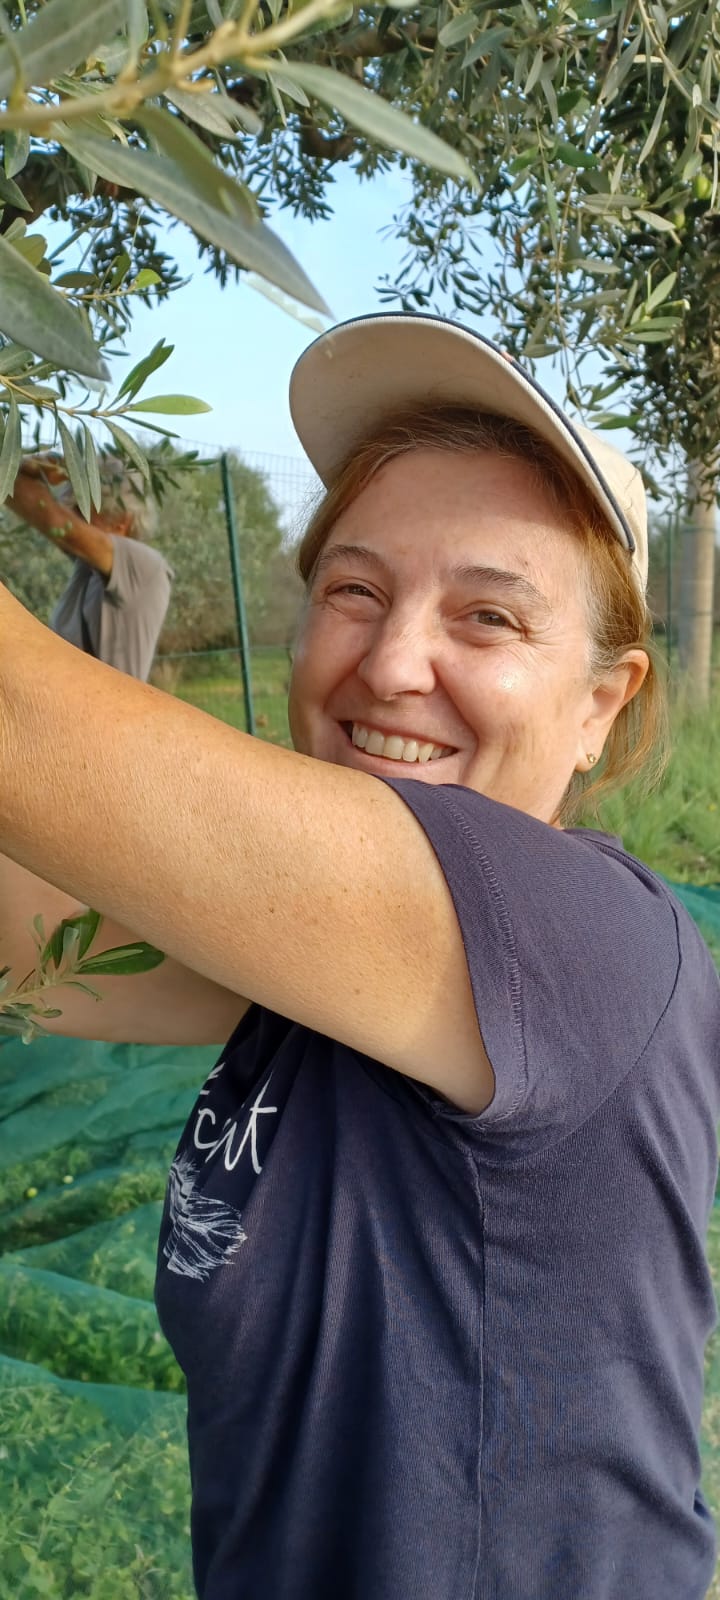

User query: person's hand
[16,453,68,486]
[7,466,74,538]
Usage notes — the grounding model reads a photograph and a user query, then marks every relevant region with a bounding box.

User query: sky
[78,165,517,468]
[47,163,643,529]
[96,167,423,462]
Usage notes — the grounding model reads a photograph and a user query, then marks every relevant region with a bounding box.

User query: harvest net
[2,881,720,1599]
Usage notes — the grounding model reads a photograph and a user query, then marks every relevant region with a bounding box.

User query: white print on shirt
[163,1152,247,1281]
[193,1070,278,1176]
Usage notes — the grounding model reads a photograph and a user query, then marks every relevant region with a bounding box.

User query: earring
[587,753,597,766]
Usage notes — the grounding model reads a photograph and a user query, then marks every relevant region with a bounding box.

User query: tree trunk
[677,462,717,704]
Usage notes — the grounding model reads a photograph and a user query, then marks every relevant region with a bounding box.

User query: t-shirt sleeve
[101,537,173,679]
[382,778,682,1153]
[104,536,173,611]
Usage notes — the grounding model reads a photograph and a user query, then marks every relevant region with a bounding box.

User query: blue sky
[47,163,648,529]
[92,166,515,462]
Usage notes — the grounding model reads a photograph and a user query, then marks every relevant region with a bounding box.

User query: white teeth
[350,724,451,764]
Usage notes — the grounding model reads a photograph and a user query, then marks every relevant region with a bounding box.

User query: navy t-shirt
[155,782,720,1600]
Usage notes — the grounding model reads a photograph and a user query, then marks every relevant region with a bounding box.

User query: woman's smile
[289,448,599,820]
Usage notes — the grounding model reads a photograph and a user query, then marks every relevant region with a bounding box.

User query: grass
[153,646,293,749]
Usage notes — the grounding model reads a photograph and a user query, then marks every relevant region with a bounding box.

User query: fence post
[666,506,675,668]
[220,451,256,736]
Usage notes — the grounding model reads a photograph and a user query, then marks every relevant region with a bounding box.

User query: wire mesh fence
[3,430,720,727]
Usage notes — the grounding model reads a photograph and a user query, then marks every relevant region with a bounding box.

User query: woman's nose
[356,617,437,700]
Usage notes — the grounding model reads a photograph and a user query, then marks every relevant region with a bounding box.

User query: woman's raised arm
[0,586,491,1111]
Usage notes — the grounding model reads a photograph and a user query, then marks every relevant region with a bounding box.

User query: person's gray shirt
[49,535,173,681]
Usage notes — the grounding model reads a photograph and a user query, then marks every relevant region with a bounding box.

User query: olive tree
[4,3,720,704]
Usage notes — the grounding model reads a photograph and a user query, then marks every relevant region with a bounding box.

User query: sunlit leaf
[0,395,22,504]
[645,270,678,313]
[591,412,643,429]
[0,229,108,379]
[438,12,478,47]
[267,62,476,186]
[244,271,329,333]
[555,141,597,170]
[461,26,511,69]
[269,71,310,109]
[600,30,643,103]
[53,270,99,288]
[637,91,668,167]
[108,251,131,290]
[57,416,92,521]
[125,393,212,414]
[16,381,60,401]
[9,232,48,269]
[0,169,31,210]
[103,417,151,481]
[117,338,173,401]
[524,44,545,94]
[164,84,254,139]
[56,126,329,315]
[41,907,102,966]
[82,423,103,513]
[635,209,678,233]
[135,105,256,219]
[0,0,130,101]
[0,338,28,371]
[132,267,162,289]
[78,941,166,975]
[4,130,30,179]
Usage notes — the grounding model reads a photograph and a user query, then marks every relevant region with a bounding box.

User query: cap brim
[289,313,636,560]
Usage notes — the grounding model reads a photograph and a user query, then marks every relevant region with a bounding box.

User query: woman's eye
[332,583,376,598]
[469,609,514,629]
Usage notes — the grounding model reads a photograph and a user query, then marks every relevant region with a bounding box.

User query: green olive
[693,174,713,202]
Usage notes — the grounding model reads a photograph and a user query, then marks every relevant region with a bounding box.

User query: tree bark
[677,461,717,703]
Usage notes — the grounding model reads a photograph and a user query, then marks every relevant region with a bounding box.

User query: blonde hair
[296,406,668,826]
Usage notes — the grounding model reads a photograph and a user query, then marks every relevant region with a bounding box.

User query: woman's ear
[576,650,649,770]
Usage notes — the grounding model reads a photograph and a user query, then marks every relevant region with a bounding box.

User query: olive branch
[0,907,165,1043]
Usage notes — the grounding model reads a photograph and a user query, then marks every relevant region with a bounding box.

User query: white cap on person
[289,313,649,593]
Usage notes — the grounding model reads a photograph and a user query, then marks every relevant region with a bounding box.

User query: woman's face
[288,449,643,823]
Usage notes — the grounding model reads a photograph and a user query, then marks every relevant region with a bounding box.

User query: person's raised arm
[0,585,492,1112]
[8,460,114,575]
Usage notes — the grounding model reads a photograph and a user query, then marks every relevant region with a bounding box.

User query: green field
[153,646,294,749]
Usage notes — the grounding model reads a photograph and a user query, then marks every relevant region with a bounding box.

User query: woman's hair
[296,406,668,825]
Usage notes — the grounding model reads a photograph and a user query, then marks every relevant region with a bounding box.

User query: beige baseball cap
[289,313,649,592]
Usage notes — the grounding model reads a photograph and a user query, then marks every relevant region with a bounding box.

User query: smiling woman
[0,313,719,1600]
[292,405,665,823]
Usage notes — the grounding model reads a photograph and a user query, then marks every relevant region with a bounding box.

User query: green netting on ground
[1,883,720,1599]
